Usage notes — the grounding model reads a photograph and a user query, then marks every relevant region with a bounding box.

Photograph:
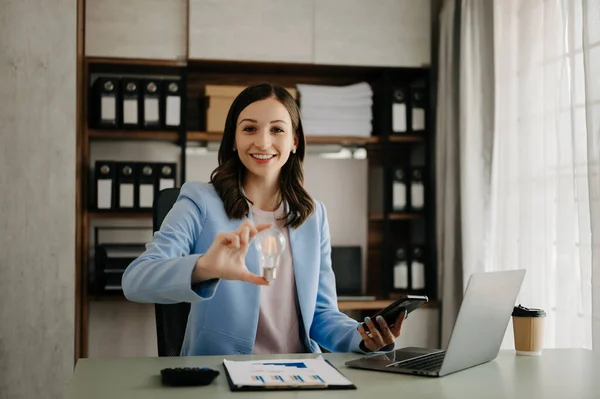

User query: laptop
[345,269,526,377]
[331,246,375,301]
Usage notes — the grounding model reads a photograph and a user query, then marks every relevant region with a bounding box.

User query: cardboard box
[205,85,297,132]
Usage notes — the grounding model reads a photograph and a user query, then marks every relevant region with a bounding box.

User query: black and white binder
[410,168,425,211]
[391,87,407,134]
[393,247,409,290]
[410,246,426,290]
[157,163,177,191]
[121,78,141,129]
[136,162,156,211]
[116,162,136,210]
[392,168,408,211]
[164,79,182,129]
[410,86,427,133]
[142,79,163,129]
[92,77,119,129]
[94,161,116,210]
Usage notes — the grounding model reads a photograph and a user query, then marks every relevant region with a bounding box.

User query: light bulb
[253,228,286,282]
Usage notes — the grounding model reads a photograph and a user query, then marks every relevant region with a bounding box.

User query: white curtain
[490,0,600,349]
[436,0,495,346]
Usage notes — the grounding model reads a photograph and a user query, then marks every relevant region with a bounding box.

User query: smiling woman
[121,82,409,357]
[210,83,313,229]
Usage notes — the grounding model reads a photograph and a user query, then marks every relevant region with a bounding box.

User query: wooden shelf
[85,56,187,67]
[338,299,440,311]
[388,135,426,143]
[87,211,152,220]
[188,132,391,145]
[338,300,393,310]
[306,136,379,145]
[186,131,224,142]
[88,130,410,146]
[369,213,424,221]
[88,129,180,142]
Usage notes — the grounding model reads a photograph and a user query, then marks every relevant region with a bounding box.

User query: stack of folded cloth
[296,82,373,137]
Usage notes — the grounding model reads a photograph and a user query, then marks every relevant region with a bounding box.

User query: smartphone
[361,295,428,334]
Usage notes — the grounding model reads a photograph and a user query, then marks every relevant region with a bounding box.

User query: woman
[122,83,406,356]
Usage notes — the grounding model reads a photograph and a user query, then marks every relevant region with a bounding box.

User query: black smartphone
[361,295,428,334]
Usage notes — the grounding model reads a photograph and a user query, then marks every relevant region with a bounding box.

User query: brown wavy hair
[209,83,315,228]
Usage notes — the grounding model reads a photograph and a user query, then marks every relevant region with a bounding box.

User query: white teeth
[251,154,275,160]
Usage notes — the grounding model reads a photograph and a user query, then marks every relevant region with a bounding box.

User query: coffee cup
[512,304,546,356]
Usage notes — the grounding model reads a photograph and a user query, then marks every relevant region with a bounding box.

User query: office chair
[152,187,191,357]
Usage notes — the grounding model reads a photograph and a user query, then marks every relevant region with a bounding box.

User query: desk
[68,349,599,399]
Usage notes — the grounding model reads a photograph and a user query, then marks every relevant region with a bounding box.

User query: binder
[392,168,408,211]
[136,162,156,211]
[410,85,427,133]
[116,162,136,210]
[120,78,141,129]
[92,77,119,129]
[410,168,425,211]
[142,79,163,129]
[164,79,182,129]
[93,226,149,295]
[94,161,116,210]
[95,243,145,293]
[393,247,409,290]
[410,246,426,290]
[157,163,177,192]
[391,86,407,134]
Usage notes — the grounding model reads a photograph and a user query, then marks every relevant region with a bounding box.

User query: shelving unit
[76,56,437,358]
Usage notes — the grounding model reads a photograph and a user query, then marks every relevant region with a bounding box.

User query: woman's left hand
[357,310,407,352]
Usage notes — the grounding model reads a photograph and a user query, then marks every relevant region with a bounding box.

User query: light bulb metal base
[262,267,277,282]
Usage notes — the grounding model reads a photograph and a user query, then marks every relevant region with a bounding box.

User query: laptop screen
[331,246,362,296]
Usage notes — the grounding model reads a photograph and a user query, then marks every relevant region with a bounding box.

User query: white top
[251,203,305,354]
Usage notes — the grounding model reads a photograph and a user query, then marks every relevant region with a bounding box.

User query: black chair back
[153,187,191,357]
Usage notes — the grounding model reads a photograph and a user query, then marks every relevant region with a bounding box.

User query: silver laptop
[345,269,526,377]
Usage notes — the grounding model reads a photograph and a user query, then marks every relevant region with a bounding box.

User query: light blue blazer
[122,182,373,356]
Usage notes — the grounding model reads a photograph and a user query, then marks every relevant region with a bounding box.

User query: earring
[233,147,237,152]
[292,149,296,154]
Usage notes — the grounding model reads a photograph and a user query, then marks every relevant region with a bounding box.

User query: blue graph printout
[223,356,353,387]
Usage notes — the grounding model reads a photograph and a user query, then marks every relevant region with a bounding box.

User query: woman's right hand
[192,220,272,285]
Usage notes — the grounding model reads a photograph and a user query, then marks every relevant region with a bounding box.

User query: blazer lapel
[288,224,315,339]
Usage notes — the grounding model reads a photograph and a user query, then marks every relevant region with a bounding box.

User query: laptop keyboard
[393,351,446,371]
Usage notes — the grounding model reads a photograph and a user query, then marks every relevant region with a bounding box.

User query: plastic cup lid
[512,304,546,317]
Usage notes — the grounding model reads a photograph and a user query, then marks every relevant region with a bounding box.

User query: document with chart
[222,356,356,391]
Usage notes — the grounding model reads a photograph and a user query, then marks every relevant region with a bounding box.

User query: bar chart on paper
[223,356,355,389]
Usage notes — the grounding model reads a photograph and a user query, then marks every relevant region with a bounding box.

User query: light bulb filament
[266,235,276,255]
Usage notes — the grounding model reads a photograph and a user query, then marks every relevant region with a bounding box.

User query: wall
[0,1,77,398]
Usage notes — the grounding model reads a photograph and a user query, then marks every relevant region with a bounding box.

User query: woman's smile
[250,153,277,163]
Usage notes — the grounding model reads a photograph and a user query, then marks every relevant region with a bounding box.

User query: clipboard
[222,356,357,391]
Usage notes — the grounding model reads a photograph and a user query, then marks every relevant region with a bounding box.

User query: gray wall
[0,1,76,398]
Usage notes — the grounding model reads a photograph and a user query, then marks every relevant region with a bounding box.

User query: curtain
[491,0,600,349]
[436,0,462,347]
[436,0,495,346]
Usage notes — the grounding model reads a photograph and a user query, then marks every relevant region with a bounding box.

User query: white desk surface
[67,349,599,399]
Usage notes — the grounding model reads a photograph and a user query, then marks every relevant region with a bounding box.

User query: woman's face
[234,98,298,181]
